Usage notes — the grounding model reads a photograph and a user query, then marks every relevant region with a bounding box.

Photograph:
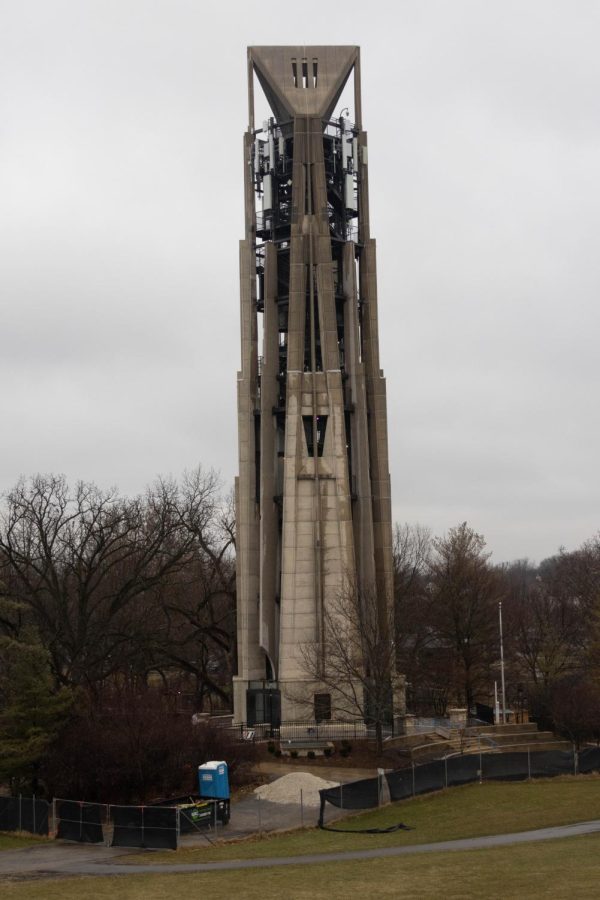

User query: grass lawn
[0,832,48,851]
[3,833,600,899]
[123,775,600,864]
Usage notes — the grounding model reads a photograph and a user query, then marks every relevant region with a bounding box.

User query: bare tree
[501,540,600,709]
[0,469,224,693]
[508,573,583,689]
[427,523,501,710]
[393,524,446,712]
[393,523,433,593]
[293,580,400,755]
[147,479,236,708]
[550,676,600,748]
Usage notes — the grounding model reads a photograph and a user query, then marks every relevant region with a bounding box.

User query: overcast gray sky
[1,0,599,564]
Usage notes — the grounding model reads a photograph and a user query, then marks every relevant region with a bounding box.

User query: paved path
[3,820,600,879]
[0,796,343,877]
[179,799,330,846]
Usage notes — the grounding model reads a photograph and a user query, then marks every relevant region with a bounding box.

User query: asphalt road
[2,820,600,879]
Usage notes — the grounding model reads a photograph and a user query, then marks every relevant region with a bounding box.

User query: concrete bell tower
[233,46,395,725]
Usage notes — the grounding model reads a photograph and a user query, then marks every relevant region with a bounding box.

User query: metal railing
[221,719,398,743]
[408,737,572,761]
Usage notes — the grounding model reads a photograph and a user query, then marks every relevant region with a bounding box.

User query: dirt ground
[254,744,411,772]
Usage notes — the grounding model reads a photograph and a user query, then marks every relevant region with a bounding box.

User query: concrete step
[412,737,572,761]
[481,730,555,746]
[466,723,536,736]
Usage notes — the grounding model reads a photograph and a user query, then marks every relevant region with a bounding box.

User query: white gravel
[254,772,339,807]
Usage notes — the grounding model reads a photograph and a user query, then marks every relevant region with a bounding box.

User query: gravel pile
[254,772,339,807]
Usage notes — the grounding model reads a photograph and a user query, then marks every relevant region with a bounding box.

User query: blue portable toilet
[198,760,229,799]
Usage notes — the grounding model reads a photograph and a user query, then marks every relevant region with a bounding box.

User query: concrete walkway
[2,820,600,879]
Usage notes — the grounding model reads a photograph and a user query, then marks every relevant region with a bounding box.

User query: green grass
[3,834,600,898]
[0,832,49,851]
[123,775,600,864]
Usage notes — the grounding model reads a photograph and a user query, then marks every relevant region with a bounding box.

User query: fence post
[32,795,36,835]
[18,794,22,832]
[444,756,448,788]
[479,737,483,784]
[52,798,57,838]
[527,748,531,780]
[176,807,180,846]
[574,744,578,776]
[300,789,304,827]
[340,782,343,809]
[141,806,144,848]
[213,800,218,836]
[412,762,416,797]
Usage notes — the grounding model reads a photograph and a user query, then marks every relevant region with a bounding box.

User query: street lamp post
[499,600,507,724]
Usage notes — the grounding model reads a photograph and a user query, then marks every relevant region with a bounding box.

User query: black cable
[318,821,413,834]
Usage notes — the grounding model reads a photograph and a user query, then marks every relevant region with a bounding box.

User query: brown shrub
[42,688,256,803]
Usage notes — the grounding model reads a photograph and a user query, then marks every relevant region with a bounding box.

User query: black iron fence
[224,719,396,743]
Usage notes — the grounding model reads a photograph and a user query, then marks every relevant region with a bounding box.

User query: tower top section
[248,45,360,124]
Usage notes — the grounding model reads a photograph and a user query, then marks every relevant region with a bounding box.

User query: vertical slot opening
[302,58,308,89]
[316,415,327,457]
[303,163,312,215]
[302,416,327,457]
[304,287,311,371]
[312,59,318,88]
[302,416,314,456]
[254,414,261,502]
[291,58,298,87]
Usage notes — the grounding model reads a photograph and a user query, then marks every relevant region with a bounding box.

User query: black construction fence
[0,795,49,835]
[55,800,106,844]
[319,746,600,823]
[5,747,600,846]
[53,796,231,848]
[110,804,178,850]
[0,796,189,849]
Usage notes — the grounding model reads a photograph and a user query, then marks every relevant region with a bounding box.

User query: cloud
[1,0,598,562]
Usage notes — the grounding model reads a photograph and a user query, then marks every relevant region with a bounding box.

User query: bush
[290,750,299,759]
[267,741,276,754]
[42,688,258,803]
[323,746,333,758]
[274,749,282,758]
[341,739,352,751]
[307,750,316,760]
